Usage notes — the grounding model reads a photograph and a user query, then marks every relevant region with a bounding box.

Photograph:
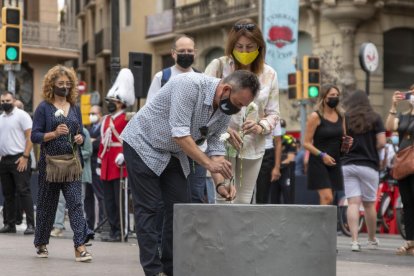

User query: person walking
[341,90,386,252]
[121,70,260,276]
[31,65,93,261]
[304,84,348,205]
[85,105,106,231]
[0,91,35,235]
[385,85,414,255]
[204,18,279,204]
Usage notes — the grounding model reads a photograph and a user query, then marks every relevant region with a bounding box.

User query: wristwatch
[22,154,30,159]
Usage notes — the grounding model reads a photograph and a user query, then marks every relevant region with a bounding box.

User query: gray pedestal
[174,204,336,276]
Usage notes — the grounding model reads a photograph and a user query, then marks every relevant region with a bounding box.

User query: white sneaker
[366,238,380,250]
[50,228,63,237]
[351,241,361,252]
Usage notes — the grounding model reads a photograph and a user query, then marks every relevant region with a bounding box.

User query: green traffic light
[6,46,18,61]
[308,86,319,98]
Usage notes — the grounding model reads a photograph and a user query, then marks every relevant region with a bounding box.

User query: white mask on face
[89,114,99,124]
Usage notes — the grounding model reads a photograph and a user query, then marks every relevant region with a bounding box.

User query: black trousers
[102,178,122,237]
[0,154,34,226]
[84,172,106,230]
[399,174,414,240]
[256,149,275,204]
[270,166,291,204]
[124,142,190,276]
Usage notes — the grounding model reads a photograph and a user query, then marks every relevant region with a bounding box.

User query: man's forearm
[174,135,211,168]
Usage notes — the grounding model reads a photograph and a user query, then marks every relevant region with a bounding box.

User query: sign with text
[263,0,299,89]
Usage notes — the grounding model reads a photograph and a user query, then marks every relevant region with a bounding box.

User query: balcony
[23,21,79,52]
[95,28,111,57]
[174,0,258,32]
[76,0,86,18]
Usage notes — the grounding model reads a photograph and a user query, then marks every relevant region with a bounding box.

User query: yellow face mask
[232,49,259,66]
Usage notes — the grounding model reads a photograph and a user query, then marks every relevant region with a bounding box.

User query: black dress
[307,112,344,191]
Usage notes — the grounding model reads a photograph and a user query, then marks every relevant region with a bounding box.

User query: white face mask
[410,95,414,107]
[89,114,99,124]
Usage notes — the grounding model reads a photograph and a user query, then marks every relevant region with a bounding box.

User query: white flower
[246,102,258,115]
[219,132,230,142]
[54,109,64,117]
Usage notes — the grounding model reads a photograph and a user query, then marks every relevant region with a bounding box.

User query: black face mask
[326,97,339,108]
[107,102,117,113]
[1,103,13,112]
[219,91,240,115]
[54,86,68,97]
[176,54,194,69]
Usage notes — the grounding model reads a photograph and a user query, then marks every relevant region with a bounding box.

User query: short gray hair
[222,70,260,97]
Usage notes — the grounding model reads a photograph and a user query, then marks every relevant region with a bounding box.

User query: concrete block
[174,204,336,276]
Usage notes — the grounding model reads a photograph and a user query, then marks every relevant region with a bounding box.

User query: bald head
[14,100,24,109]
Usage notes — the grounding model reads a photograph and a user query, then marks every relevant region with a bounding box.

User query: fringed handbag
[46,146,82,183]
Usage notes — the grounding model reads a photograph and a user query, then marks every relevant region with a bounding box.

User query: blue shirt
[121,72,230,177]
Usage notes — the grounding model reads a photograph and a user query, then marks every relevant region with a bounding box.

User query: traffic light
[0,7,22,64]
[303,56,320,99]
[287,71,302,100]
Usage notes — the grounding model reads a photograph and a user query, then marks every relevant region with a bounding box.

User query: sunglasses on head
[233,23,256,32]
[195,126,208,146]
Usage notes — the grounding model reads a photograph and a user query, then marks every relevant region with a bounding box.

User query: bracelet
[215,182,226,194]
[318,152,327,159]
[22,154,29,159]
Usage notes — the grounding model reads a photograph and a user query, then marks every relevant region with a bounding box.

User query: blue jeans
[187,158,207,203]
[53,192,66,229]
[206,177,215,203]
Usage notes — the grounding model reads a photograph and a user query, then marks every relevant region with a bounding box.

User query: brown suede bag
[392,145,414,180]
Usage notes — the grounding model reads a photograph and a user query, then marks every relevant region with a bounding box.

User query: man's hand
[15,156,28,172]
[216,183,237,201]
[227,128,243,150]
[207,158,233,179]
[115,153,125,166]
[270,167,281,182]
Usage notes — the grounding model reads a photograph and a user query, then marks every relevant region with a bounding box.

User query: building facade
[145,0,414,131]
[0,0,79,113]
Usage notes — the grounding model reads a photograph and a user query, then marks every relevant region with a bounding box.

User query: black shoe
[24,225,35,235]
[0,225,16,233]
[15,220,22,226]
[101,235,122,242]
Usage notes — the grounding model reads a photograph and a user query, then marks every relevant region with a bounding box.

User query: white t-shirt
[264,122,282,150]
[0,107,32,156]
[146,65,194,103]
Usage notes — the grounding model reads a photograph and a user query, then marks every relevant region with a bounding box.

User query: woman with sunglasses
[205,18,279,204]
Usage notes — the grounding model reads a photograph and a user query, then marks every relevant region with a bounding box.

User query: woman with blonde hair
[31,65,93,262]
[304,84,347,205]
[204,18,279,203]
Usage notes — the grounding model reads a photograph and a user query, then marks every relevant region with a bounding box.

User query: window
[384,28,414,89]
[125,0,131,26]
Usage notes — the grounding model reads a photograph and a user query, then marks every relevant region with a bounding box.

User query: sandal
[75,245,92,262]
[36,245,48,258]
[396,242,414,256]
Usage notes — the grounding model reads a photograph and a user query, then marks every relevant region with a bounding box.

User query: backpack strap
[161,67,172,87]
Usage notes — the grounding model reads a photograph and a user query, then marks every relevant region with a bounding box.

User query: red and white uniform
[97,111,128,181]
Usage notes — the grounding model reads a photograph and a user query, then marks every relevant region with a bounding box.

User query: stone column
[321,1,375,93]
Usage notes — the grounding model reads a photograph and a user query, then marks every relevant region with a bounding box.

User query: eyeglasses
[195,126,208,146]
[55,81,73,88]
[233,23,256,32]
[174,49,195,55]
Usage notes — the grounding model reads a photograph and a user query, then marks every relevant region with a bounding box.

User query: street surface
[0,219,413,275]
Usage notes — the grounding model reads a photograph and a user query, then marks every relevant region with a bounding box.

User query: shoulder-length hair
[42,65,78,105]
[314,84,344,118]
[225,18,265,75]
[344,90,379,134]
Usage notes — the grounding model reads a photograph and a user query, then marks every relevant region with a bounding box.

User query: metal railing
[95,27,111,55]
[174,0,258,30]
[23,21,79,51]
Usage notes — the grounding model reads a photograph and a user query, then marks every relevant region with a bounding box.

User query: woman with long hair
[341,90,386,251]
[31,65,93,262]
[204,18,279,203]
[385,84,414,255]
[304,84,346,205]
